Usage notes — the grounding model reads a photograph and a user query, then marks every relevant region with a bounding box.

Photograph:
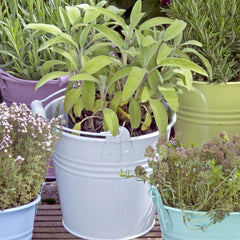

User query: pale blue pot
[0,195,40,240]
[150,187,240,240]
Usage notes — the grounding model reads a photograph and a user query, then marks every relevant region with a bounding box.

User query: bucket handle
[148,186,172,232]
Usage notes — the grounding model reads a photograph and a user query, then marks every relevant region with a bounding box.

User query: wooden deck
[33,202,163,240]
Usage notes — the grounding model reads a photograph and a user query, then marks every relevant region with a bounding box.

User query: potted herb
[165,0,240,146]
[122,131,240,239]
[0,0,70,108]
[0,102,62,239]
[28,0,208,239]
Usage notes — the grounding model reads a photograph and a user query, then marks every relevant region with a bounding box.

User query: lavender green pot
[174,81,240,146]
[0,69,69,108]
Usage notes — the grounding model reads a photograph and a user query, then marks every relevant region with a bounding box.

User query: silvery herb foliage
[0,102,63,210]
[165,0,240,82]
[121,131,240,227]
[27,0,209,137]
[0,0,87,80]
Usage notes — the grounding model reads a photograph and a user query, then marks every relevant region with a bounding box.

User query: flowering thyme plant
[121,131,240,225]
[0,102,62,210]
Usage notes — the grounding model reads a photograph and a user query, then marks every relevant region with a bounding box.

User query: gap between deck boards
[33,202,163,240]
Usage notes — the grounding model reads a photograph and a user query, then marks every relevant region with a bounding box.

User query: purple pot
[0,69,69,180]
[0,69,69,108]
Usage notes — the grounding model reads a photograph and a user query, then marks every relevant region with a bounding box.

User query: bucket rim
[45,96,176,140]
[0,194,41,214]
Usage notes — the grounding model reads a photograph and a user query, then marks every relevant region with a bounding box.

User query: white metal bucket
[31,91,176,240]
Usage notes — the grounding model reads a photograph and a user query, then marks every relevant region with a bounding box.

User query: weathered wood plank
[33,202,162,240]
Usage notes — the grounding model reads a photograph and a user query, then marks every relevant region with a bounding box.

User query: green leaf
[164,20,186,42]
[159,86,179,112]
[52,47,78,70]
[148,69,161,88]
[41,60,66,76]
[73,97,84,117]
[135,29,144,45]
[103,108,119,136]
[139,17,174,31]
[157,58,208,77]
[129,99,141,129]
[141,112,152,131]
[80,24,92,48]
[180,40,202,47]
[82,81,95,110]
[81,55,121,74]
[93,6,126,30]
[26,23,62,35]
[122,67,147,101]
[39,36,73,52]
[58,32,79,49]
[157,43,174,63]
[173,68,193,90]
[142,35,155,47]
[141,85,155,103]
[59,7,70,31]
[94,25,124,49]
[174,31,183,46]
[92,99,103,113]
[110,91,122,111]
[129,0,145,29]
[64,87,82,114]
[182,48,212,80]
[110,67,132,83]
[84,10,100,23]
[70,73,99,83]
[66,6,81,25]
[73,122,82,132]
[35,71,69,90]
[149,99,168,135]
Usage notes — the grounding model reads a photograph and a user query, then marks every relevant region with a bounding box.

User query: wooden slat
[33,202,163,240]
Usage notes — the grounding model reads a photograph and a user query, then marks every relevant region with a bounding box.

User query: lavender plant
[0,102,62,210]
[121,131,240,225]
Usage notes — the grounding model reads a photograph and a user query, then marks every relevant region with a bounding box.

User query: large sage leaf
[157,58,208,77]
[64,87,82,114]
[122,67,147,101]
[26,23,62,35]
[103,108,119,136]
[94,25,124,49]
[129,99,141,129]
[129,0,145,29]
[73,97,84,117]
[139,17,174,31]
[35,71,69,90]
[157,43,174,63]
[41,60,66,76]
[66,6,81,25]
[70,73,98,83]
[164,20,186,42]
[59,7,70,32]
[82,81,95,110]
[141,112,152,131]
[182,48,212,80]
[149,99,168,135]
[159,86,179,112]
[81,55,121,74]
